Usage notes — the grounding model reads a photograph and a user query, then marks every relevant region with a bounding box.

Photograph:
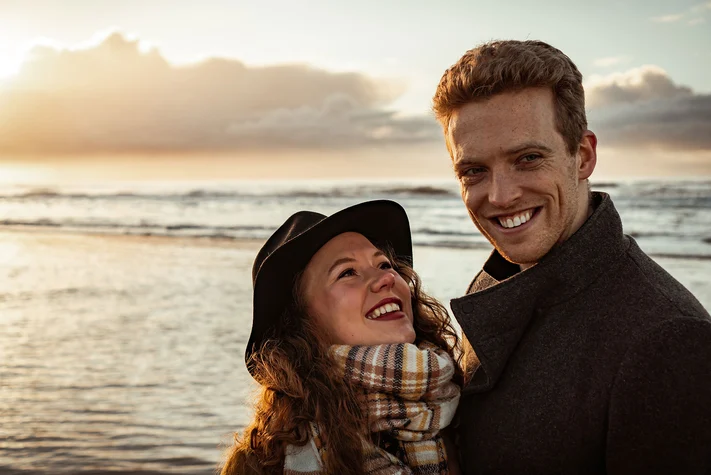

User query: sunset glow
[1,4,710,474]
[0,163,53,184]
[0,0,708,179]
[0,50,23,79]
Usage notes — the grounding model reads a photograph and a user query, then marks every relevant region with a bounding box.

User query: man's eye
[521,154,540,163]
[463,167,485,176]
[338,268,355,279]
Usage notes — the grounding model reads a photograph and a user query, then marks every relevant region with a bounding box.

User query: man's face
[447,87,596,268]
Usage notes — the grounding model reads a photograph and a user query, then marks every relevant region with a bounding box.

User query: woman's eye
[338,268,356,279]
[379,261,393,270]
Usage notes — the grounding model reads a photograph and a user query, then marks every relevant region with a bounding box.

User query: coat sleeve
[606,316,711,474]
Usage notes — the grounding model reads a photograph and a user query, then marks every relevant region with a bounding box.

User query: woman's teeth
[498,210,533,229]
[366,302,401,319]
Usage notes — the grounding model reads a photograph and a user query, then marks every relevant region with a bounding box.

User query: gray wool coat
[451,192,711,474]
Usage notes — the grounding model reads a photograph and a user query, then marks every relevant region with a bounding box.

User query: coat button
[462,302,474,314]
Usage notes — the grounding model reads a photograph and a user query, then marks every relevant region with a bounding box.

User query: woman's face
[301,232,416,346]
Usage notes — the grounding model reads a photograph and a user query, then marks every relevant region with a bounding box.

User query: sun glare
[0,54,23,80]
[0,164,52,184]
[0,35,76,81]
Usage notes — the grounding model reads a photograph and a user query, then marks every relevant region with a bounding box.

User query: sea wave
[1,218,709,257]
[413,227,478,237]
[618,196,711,210]
[3,180,710,203]
[0,184,459,201]
[0,219,273,240]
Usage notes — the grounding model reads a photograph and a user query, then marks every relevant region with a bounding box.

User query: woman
[221,200,470,474]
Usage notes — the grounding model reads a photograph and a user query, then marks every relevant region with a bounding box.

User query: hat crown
[252,210,326,285]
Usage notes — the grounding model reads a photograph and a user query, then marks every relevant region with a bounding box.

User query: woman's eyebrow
[328,257,355,276]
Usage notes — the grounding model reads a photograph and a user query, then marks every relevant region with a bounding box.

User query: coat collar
[451,193,629,393]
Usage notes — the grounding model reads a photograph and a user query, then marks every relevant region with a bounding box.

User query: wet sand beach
[0,230,491,473]
[0,229,708,474]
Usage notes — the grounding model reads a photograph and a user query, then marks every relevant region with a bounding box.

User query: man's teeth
[366,302,401,319]
[498,210,533,229]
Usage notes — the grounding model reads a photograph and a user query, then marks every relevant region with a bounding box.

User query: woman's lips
[368,311,406,322]
[366,297,403,319]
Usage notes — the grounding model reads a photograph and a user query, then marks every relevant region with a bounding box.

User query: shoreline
[1,226,709,261]
[0,226,265,249]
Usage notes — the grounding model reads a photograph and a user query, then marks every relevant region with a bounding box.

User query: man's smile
[487,207,541,231]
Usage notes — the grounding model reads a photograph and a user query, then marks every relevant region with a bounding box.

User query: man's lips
[489,207,541,230]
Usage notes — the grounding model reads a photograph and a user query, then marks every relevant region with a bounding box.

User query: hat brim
[245,200,412,375]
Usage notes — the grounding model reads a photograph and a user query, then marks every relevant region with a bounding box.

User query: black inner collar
[482,251,521,282]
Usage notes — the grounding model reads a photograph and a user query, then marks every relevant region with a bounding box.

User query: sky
[0,0,709,181]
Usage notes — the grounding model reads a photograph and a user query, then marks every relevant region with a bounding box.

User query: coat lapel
[451,193,629,394]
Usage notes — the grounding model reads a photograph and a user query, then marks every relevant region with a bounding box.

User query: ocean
[1,178,710,258]
[1,178,710,474]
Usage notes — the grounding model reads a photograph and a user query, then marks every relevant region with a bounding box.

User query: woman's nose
[370,268,396,292]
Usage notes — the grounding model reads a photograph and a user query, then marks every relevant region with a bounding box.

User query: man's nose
[488,169,522,208]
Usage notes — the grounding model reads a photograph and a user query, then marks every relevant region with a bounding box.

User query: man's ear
[578,130,597,180]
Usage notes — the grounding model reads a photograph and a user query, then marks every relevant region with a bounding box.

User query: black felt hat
[246,200,412,377]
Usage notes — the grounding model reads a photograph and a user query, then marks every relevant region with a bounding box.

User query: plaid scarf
[284,341,460,474]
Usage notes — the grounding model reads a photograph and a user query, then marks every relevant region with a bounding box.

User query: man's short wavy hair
[432,40,587,156]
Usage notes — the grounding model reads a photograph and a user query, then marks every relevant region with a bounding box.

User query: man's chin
[496,246,544,269]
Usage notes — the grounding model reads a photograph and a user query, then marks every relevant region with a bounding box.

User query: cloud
[586,66,711,151]
[586,65,693,109]
[690,1,711,12]
[224,94,439,148]
[650,13,684,22]
[1,31,706,157]
[0,31,436,154]
[650,3,710,24]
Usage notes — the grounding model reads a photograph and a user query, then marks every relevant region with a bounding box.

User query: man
[433,40,711,473]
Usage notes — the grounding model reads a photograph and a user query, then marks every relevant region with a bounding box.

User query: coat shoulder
[622,240,710,321]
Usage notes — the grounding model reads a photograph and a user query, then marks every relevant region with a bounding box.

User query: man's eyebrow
[453,156,482,169]
[327,250,386,276]
[504,141,554,155]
